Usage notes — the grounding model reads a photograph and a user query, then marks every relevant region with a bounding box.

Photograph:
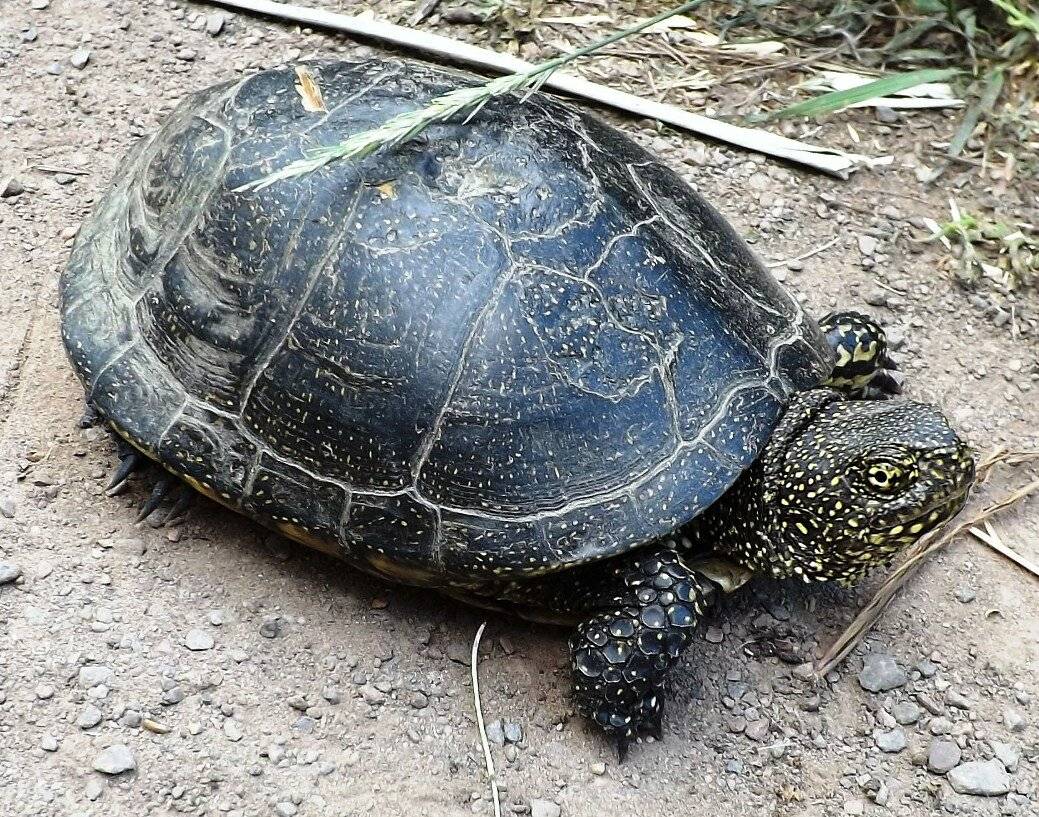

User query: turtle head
[732,391,975,585]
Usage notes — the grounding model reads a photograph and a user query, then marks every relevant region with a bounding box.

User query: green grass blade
[769,68,963,121]
[947,68,1005,157]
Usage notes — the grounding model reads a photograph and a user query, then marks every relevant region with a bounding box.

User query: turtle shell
[60,59,832,586]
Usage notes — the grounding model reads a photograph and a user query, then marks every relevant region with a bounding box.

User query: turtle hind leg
[567,546,716,752]
[819,310,903,399]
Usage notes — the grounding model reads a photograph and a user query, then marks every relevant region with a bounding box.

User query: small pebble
[530,800,561,817]
[858,653,907,692]
[947,759,1011,796]
[93,744,136,775]
[70,48,91,69]
[927,740,961,775]
[874,729,906,754]
[205,12,226,35]
[892,701,921,725]
[1004,709,1027,733]
[184,628,214,651]
[0,562,22,583]
[991,741,1020,772]
[77,704,104,729]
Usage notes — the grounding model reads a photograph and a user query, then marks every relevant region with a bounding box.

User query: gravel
[77,704,104,729]
[0,562,22,583]
[892,701,921,725]
[70,48,91,69]
[875,729,907,754]
[858,653,908,692]
[93,744,137,775]
[947,759,1012,796]
[78,665,113,688]
[927,739,961,774]
[531,800,562,817]
[184,627,215,650]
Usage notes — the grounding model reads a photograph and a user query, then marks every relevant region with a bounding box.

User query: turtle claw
[162,489,194,525]
[136,476,174,522]
[78,402,101,429]
[106,450,144,495]
[613,734,630,763]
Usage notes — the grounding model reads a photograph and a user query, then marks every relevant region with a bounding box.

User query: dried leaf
[294,65,327,113]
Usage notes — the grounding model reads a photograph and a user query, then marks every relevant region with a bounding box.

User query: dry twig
[815,454,1039,677]
[471,622,501,817]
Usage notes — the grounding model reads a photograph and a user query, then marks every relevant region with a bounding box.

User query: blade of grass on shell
[947,68,1004,157]
[768,67,963,121]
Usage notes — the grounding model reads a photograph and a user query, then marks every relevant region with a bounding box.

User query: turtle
[60,59,975,752]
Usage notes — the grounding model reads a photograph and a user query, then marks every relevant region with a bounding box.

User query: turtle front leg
[819,310,903,399]
[568,545,717,756]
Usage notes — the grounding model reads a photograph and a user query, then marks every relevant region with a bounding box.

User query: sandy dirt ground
[1,2,1037,816]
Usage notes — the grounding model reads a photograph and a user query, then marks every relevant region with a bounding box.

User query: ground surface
[1,2,1037,816]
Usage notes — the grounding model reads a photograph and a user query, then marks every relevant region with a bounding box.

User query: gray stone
[991,741,1020,772]
[875,106,900,124]
[857,235,879,256]
[0,561,21,582]
[274,803,297,817]
[503,721,523,743]
[78,665,113,688]
[745,719,770,742]
[530,800,561,817]
[205,12,226,35]
[223,719,243,741]
[858,653,907,692]
[954,585,976,603]
[93,744,136,774]
[892,701,921,725]
[927,739,960,774]
[864,288,888,307]
[409,691,428,709]
[184,628,214,651]
[70,48,90,69]
[485,718,506,746]
[77,704,103,729]
[1004,709,1027,733]
[947,759,1011,796]
[40,735,58,751]
[259,618,281,638]
[874,729,906,753]
[84,779,103,801]
[161,686,185,705]
[946,689,972,710]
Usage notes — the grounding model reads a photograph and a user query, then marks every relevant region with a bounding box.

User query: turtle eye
[864,458,909,494]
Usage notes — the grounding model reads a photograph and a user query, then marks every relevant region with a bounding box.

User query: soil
[1,2,1037,817]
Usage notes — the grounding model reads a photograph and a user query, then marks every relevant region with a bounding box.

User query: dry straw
[238,0,709,190]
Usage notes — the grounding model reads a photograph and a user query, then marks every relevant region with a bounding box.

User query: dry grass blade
[970,521,1039,579]
[814,469,1039,678]
[976,448,1039,482]
[470,622,501,817]
[212,0,878,182]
